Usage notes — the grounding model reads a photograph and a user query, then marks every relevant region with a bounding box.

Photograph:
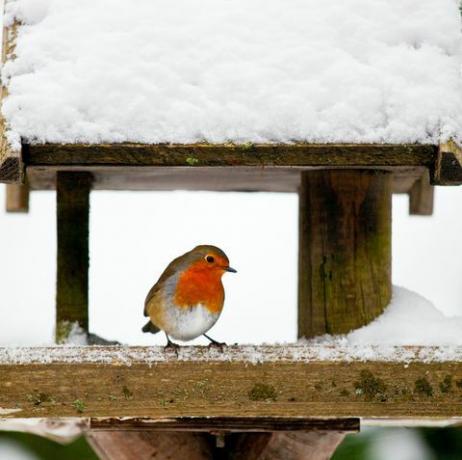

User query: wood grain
[433,141,462,185]
[298,170,392,337]
[24,143,436,167]
[409,169,434,216]
[86,431,213,460]
[1,346,462,420]
[0,20,22,183]
[56,172,92,342]
[5,183,29,212]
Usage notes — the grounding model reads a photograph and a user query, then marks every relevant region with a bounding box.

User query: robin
[142,245,236,348]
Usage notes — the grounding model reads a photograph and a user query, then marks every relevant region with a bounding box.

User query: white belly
[164,303,220,341]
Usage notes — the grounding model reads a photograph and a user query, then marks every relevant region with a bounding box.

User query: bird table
[2,0,462,459]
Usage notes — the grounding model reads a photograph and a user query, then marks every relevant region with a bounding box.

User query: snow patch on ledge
[1,344,462,365]
[2,0,462,145]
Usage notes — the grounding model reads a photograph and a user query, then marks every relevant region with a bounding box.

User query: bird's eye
[205,255,215,263]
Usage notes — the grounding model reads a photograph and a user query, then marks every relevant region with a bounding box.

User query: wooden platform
[2,345,462,422]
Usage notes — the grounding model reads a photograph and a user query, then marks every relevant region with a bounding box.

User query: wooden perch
[1,345,462,421]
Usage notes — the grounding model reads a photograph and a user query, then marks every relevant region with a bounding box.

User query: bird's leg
[164,333,180,353]
[203,333,226,348]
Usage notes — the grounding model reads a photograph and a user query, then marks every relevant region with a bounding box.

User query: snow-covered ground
[2,0,462,146]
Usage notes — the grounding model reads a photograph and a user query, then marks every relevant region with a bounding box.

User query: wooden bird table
[3,11,462,460]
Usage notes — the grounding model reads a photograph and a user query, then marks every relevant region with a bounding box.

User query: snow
[2,0,462,145]
[310,287,462,347]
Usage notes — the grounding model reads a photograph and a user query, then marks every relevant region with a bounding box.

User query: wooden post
[56,172,92,343]
[228,432,348,460]
[409,170,434,216]
[5,183,29,212]
[298,170,392,338]
[86,432,213,460]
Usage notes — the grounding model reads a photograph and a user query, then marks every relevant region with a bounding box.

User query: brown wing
[143,253,186,316]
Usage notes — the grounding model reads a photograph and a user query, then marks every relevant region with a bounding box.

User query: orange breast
[174,266,224,314]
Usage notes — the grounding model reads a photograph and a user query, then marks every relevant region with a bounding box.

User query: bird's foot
[204,334,226,350]
[164,340,180,355]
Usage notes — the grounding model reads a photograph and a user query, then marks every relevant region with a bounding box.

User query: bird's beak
[224,266,237,273]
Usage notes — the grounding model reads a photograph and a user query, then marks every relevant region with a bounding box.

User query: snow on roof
[2,0,462,147]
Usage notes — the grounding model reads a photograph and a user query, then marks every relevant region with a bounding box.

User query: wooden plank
[56,172,92,342]
[89,417,359,433]
[409,169,434,216]
[0,21,22,183]
[24,143,436,167]
[298,171,392,337]
[5,183,29,212]
[86,431,213,460]
[432,141,462,185]
[25,165,427,194]
[1,346,462,420]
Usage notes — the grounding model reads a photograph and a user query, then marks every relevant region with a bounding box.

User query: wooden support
[24,142,436,167]
[432,141,462,185]
[56,172,92,342]
[5,183,29,212]
[409,170,434,216]
[298,170,392,337]
[0,20,22,183]
[1,345,462,420]
[227,432,348,460]
[86,431,213,460]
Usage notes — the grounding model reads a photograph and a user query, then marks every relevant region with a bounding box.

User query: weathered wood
[86,431,213,460]
[0,21,22,183]
[89,417,359,433]
[409,169,434,215]
[432,141,462,185]
[227,433,273,460]
[56,172,92,342]
[24,142,436,167]
[25,165,426,195]
[5,183,29,212]
[228,432,348,460]
[1,345,462,420]
[298,170,392,337]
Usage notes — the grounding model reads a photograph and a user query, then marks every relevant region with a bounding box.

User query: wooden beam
[1,345,462,420]
[0,20,22,183]
[24,143,436,167]
[432,141,462,185]
[409,170,434,216]
[89,417,359,433]
[56,172,92,342]
[86,431,213,460]
[5,183,29,212]
[298,170,392,337]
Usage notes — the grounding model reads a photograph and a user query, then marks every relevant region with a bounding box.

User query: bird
[142,245,236,348]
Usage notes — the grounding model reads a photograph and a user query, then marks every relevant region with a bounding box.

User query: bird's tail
[142,321,160,335]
